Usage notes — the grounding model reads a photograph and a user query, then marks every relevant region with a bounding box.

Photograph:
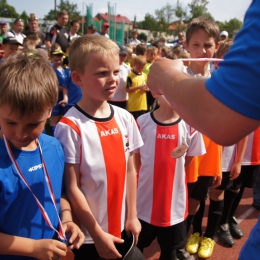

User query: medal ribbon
[3,135,66,241]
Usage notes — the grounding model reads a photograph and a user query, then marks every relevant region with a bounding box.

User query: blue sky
[5,0,251,22]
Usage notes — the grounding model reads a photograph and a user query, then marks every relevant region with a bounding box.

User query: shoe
[252,202,260,211]
[228,216,244,239]
[185,232,202,254]
[176,248,195,260]
[216,224,234,247]
[197,237,215,259]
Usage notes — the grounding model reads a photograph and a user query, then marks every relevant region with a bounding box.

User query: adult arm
[148,59,259,146]
[147,0,260,145]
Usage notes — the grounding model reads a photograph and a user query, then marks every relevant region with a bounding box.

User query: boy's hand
[63,221,85,250]
[93,230,124,259]
[211,176,222,188]
[140,85,149,92]
[59,98,68,107]
[229,163,241,180]
[125,217,141,245]
[33,239,67,260]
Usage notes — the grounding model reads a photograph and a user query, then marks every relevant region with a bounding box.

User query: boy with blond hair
[126,55,149,119]
[0,52,84,259]
[54,35,143,260]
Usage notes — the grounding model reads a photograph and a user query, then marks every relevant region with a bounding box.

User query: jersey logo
[28,163,43,172]
[100,128,119,137]
[124,134,129,152]
[157,134,176,139]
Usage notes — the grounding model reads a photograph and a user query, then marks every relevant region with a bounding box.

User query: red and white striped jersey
[135,113,205,227]
[242,127,260,165]
[55,105,143,244]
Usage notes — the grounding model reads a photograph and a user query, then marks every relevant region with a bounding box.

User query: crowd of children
[0,14,259,260]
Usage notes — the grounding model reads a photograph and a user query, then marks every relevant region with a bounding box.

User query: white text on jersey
[157,134,176,139]
[100,128,119,137]
[28,164,43,172]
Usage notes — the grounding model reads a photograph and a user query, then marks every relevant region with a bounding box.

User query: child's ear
[71,71,83,87]
[214,41,220,53]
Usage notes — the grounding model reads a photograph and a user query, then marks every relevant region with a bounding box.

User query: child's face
[119,54,127,64]
[0,104,51,150]
[185,29,218,66]
[133,63,145,74]
[74,53,120,102]
[147,51,157,62]
[3,44,19,58]
[51,55,63,68]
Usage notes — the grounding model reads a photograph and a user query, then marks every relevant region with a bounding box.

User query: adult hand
[148,58,184,95]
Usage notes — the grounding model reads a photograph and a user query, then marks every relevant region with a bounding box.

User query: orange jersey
[186,135,222,183]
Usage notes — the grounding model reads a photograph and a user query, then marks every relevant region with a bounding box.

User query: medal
[171,143,188,158]
[61,248,74,260]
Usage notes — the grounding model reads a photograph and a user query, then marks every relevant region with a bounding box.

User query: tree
[226,18,242,38]
[174,0,187,24]
[188,0,213,21]
[20,11,29,27]
[137,13,158,31]
[44,0,81,22]
[0,0,19,18]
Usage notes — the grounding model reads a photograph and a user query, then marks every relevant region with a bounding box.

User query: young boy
[109,45,131,110]
[49,44,68,136]
[143,46,158,75]
[0,36,22,62]
[182,17,222,259]
[54,35,143,260]
[126,55,149,119]
[135,94,205,260]
[0,52,84,259]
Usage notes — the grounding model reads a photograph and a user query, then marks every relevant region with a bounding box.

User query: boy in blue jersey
[0,52,84,259]
[49,43,69,136]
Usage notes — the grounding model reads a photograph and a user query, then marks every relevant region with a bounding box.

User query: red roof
[96,13,132,24]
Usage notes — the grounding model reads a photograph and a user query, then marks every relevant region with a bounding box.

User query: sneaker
[197,237,215,259]
[228,216,244,239]
[216,224,234,247]
[185,232,202,254]
[176,248,195,260]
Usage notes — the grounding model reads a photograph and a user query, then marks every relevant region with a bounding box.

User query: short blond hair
[0,52,58,115]
[215,39,233,58]
[69,34,119,73]
[133,55,147,66]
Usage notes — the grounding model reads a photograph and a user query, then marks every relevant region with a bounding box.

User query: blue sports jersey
[66,68,82,107]
[206,0,260,120]
[0,134,64,260]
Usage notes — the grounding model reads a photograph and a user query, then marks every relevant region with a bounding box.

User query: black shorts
[130,110,147,120]
[230,165,260,190]
[73,243,101,260]
[73,230,137,260]
[216,172,233,190]
[188,176,213,201]
[137,219,186,251]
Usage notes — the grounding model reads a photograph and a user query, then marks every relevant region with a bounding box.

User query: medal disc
[61,249,74,260]
[171,143,187,158]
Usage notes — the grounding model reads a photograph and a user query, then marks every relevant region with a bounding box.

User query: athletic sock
[204,199,224,239]
[192,201,205,236]
[228,186,245,220]
[219,189,237,225]
[186,215,195,235]
[160,249,177,260]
